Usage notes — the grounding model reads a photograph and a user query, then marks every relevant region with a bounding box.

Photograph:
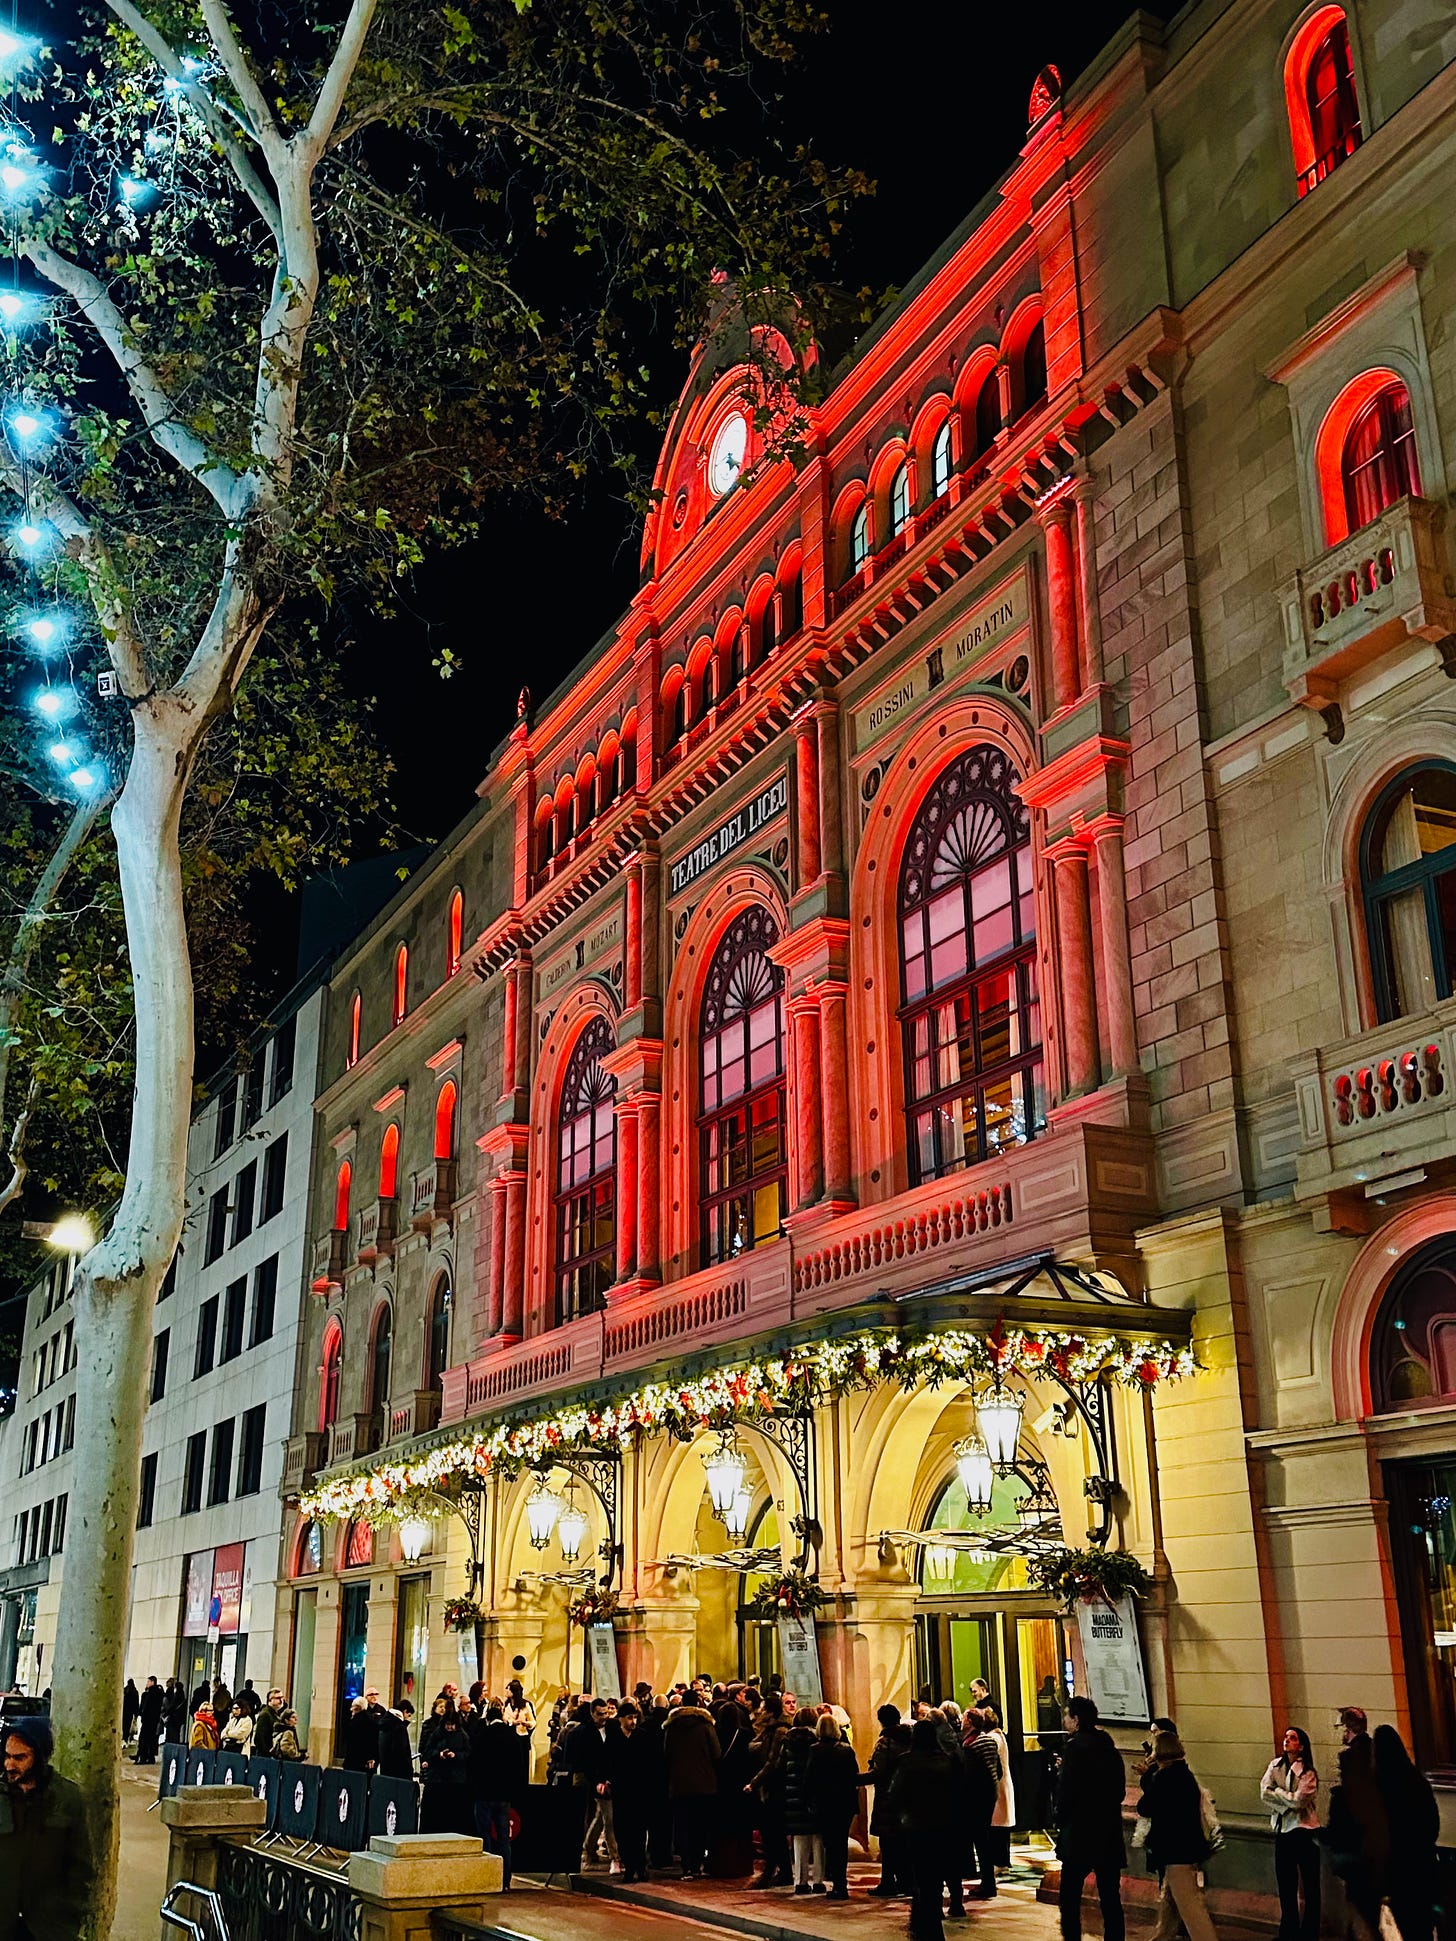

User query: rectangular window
[207,1419,234,1507]
[62,1319,74,1372]
[249,1255,278,1348]
[270,1014,296,1105]
[37,1500,52,1558]
[53,1493,67,1555]
[232,1161,257,1247]
[243,1058,265,1131]
[204,1188,228,1266]
[137,1453,157,1529]
[62,1393,74,1453]
[237,1403,266,1498]
[194,1296,219,1379]
[39,1410,52,1466]
[21,1420,36,1475]
[150,1328,170,1403]
[260,1133,288,1223]
[221,1279,246,1363]
[181,1431,206,1514]
[159,1253,178,1302]
[213,1075,238,1159]
[15,1510,26,1566]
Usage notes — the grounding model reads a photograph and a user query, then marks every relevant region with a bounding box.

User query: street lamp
[924,1543,956,1588]
[526,1478,563,1552]
[954,1431,994,1517]
[47,1213,93,1254]
[556,1487,588,1565]
[725,1487,753,1542]
[975,1381,1024,1473]
[702,1433,746,1519]
[398,1515,431,1563]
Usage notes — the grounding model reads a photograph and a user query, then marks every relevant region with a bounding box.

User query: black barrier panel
[276,1762,321,1841]
[185,1747,216,1789]
[249,1757,281,1831]
[158,1743,187,1802]
[511,1783,586,1876]
[215,1748,249,1788]
[319,1768,369,1852]
[367,1775,419,1840]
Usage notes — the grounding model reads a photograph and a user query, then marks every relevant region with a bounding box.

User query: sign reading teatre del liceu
[668,773,788,898]
[852,568,1029,755]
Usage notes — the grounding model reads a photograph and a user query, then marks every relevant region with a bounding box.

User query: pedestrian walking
[867,1703,913,1897]
[1260,1727,1319,1941]
[1137,1730,1218,1941]
[1373,1724,1438,1941]
[887,1717,957,1941]
[961,1708,1001,1900]
[0,1713,94,1940]
[135,1676,165,1765]
[122,1678,140,1745]
[419,1695,473,1834]
[1325,1709,1387,1941]
[468,1702,518,1888]
[608,1700,661,1883]
[806,1712,860,1901]
[661,1687,720,1880]
[1055,1696,1126,1941]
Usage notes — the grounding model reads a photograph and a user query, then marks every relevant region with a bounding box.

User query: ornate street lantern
[526,1478,563,1552]
[556,1487,589,1565]
[954,1431,994,1517]
[702,1434,746,1519]
[924,1543,956,1588]
[725,1487,754,1542]
[975,1381,1024,1473]
[397,1515,431,1563]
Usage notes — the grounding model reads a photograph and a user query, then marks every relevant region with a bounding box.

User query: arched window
[899,744,1044,1183]
[889,463,911,537]
[347,992,361,1069]
[434,1079,458,1162]
[1371,1241,1456,1411]
[447,890,463,978]
[333,1159,352,1233]
[345,1520,374,1569]
[392,944,408,1027]
[554,1016,617,1325]
[1019,321,1047,417]
[1288,9,1362,195]
[780,569,802,641]
[973,368,1001,458]
[918,1471,1034,1596]
[672,680,689,742]
[850,502,871,574]
[1361,764,1456,1020]
[294,1519,323,1576]
[426,1274,452,1391]
[932,421,953,500]
[369,1304,393,1415]
[699,906,788,1266]
[319,1324,342,1431]
[379,1124,400,1202]
[1342,382,1420,534]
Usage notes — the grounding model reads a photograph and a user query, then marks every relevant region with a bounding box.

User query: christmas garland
[300,1321,1195,1525]
[1028,1547,1154,1608]
[745,1570,827,1621]
[442,1596,484,1633]
[568,1589,619,1629]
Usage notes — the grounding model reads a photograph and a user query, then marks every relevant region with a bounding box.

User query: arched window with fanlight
[446,889,464,978]
[1341,381,1420,534]
[699,906,788,1267]
[1361,763,1456,1021]
[850,502,871,575]
[368,1303,393,1415]
[888,462,911,538]
[426,1274,452,1391]
[392,944,409,1027]
[899,744,1044,1184]
[931,421,953,501]
[554,1016,617,1325]
[319,1322,342,1431]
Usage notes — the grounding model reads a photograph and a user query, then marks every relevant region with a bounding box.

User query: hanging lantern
[725,1487,754,1541]
[702,1434,746,1519]
[526,1478,563,1551]
[556,1487,589,1564]
[975,1381,1024,1473]
[954,1431,994,1516]
[924,1543,956,1588]
[397,1515,431,1563]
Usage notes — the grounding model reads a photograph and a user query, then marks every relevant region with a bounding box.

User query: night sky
[349,0,1146,849]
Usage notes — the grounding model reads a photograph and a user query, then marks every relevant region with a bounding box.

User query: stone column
[819,983,853,1204]
[486,1177,507,1337]
[814,699,844,880]
[624,858,644,1009]
[637,1094,661,1282]
[790,996,824,1209]
[614,1100,639,1283]
[1051,843,1099,1099]
[794,707,822,888]
[1090,817,1138,1078]
[1039,492,1081,713]
[501,1171,526,1338]
[1073,475,1104,689]
[499,963,519,1098]
[161,1786,267,1900]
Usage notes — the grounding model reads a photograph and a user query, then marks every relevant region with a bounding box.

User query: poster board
[587,1623,622,1700]
[776,1617,823,1705]
[1074,1593,1150,1724]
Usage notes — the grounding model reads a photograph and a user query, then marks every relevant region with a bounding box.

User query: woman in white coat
[981,1702,1016,1868]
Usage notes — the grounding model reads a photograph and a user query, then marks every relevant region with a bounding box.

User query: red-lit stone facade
[283,0,1456,1863]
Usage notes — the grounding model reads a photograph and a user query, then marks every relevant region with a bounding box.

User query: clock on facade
[708,412,748,496]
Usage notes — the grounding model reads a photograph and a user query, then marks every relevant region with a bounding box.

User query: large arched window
[319,1323,342,1431]
[973,367,1001,459]
[379,1124,400,1202]
[434,1079,458,1162]
[1287,8,1361,195]
[888,463,911,538]
[392,944,409,1027]
[1372,1242,1456,1411]
[699,906,788,1267]
[333,1159,352,1232]
[850,502,871,574]
[554,1016,617,1326]
[447,890,463,978]
[1361,764,1456,1020]
[1342,381,1420,534]
[931,421,953,500]
[368,1304,393,1415]
[426,1274,452,1390]
[899,745,1043,1184]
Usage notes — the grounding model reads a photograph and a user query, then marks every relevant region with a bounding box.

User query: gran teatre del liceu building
[274,0,1456,1873]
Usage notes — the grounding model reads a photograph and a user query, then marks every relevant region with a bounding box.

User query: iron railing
[216,1841,360,1941]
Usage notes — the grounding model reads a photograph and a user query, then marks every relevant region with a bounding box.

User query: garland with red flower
[300,1321,1195,1526]
[568,1589,619,1629]
[746,1570,828,1621]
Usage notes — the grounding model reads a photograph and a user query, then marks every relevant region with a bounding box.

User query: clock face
[708,412,748,497]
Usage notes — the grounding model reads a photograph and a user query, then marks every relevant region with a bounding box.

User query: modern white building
[0,1250,77,1693]
[126,977,326,1701]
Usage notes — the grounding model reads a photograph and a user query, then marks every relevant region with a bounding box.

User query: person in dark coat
[888,1718,957,1941]
[867,1704,913,1896]
[1326,1712,1388,1941]
[962,1709,1001,1899]
[469,1703,519,1887]
[122,1679,140,1745]
[189,1680,211,1715]
[1055,1696,1126,1941]
[0,1713,94,1941]
[709,1697,755,1878]
[784,1712,822,1891]
[608,1700,662,1883]
[419,1695,473,1834]
[343,1687,383,1772]
[377,1705,415,1781]
[806,1713,860,1901]
[661,1688,720,1879]
[566,1697,619,1869]
[251,1691,283,1760]
[747,1693,791,1887]
[163,1679,188,1745]
[1137,1731,1217,1941]
[134,1677,165,1764]
[1373,1723,1438,1941]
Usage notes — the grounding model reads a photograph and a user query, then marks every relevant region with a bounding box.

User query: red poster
[211,1543,245,1638]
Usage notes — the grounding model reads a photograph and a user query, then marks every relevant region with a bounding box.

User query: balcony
[310,1230,346,1293]
[410,1160,458,1230]
[1280,497,1456,722]
[281,1431,327,1496]
[357,1199,397,1265]
[328,1412,382,1467]
[387,1388,442,1443]
[1291,997,1456,1208]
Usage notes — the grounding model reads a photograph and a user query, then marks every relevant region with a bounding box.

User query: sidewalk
[116,1756,171,1941]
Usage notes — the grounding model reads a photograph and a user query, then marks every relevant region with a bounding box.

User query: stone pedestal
[349,1833,502,1941]
[160,1786,267,1907]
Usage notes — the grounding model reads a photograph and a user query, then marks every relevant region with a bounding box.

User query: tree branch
[22,240,248,518]
[303,0,379,163]
[0,1072,41,1220]
[198,0,286,164]
[102,0,283,241]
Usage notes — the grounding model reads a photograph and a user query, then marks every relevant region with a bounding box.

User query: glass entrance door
[336,1584,368,1750]
[915,1612,998,1710]
[290,1590,317,1750]
[1386,1457,1456,1767]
